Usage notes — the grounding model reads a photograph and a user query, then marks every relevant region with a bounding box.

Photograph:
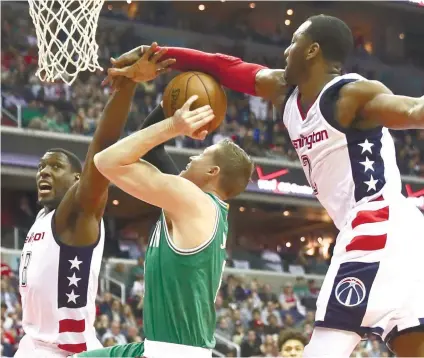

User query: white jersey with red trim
[283,73,424,343]
[282,73,403,229]
[18,209,104,356]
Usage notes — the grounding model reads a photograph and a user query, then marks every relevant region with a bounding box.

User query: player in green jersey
[74,57,254,358]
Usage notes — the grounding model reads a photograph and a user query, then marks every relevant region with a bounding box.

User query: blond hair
[213,139,254,198]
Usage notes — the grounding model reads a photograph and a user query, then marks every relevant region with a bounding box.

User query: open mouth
[38,181,53,194]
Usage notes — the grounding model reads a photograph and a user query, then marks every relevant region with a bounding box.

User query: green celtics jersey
[143,193,228,349]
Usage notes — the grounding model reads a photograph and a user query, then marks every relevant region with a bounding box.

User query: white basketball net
[28,0,105,85]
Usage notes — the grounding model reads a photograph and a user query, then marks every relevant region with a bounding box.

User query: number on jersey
[20,251,32,287]
[301,154,318,195]
[220,232,227,249]
[214,232,228,302]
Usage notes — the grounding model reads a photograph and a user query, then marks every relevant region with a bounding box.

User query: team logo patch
[335,277,366,307]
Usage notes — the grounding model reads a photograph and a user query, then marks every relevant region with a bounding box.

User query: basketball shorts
[15,335,101,358]
[74,342,144,357]
[74,340,211,358]
[315,195,424,346]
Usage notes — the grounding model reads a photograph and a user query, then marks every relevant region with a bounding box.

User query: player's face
[283,21,314,85]
[280,339,305,358]
[36,152,79,209]
[180,145,220,187]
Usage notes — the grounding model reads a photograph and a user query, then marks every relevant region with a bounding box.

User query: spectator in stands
[94,314,110,338]
[260,283,278,303]
[293,276,309,299]
[98,292,113,318]
[121,304,137,328]
[239,297,255,328]
[278,282,301,317]
[1,279,18,312]
[215,294,229,319]
[232,322,245,345]
[261,301,282,326]
[102,320,127,345]
[261,245,283,272]
[366,337,383,357]
[70,108,89,135]
[249,308,265,330]
[125,325,140,343]
[103,337,118,347]
[130,273,144,298]
[305,254,329,275]
[247,280,263,309]
[264,314,281,335]
[279,330,308,358]
[109,299,124,324]
[216,316,233,341]
[240,330,262,357]
[128,256,144,289]
[261,334,279,357]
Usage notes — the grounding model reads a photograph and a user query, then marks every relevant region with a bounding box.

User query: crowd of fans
[2,3,424,176]
[1,258,391,357]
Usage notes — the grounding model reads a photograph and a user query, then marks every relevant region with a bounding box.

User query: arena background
[1,1,424,357]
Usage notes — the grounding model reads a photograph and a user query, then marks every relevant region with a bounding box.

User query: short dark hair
[279,329,308,350]
[47,148,83,173]
[305,15,353,64]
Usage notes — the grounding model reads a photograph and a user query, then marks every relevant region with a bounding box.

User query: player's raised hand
[103,42,176,90]
[171,95,215,140]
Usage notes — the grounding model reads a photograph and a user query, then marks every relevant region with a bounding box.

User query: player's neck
[43,205,56,215]
[297,70,339,104]
[203,187,225,201]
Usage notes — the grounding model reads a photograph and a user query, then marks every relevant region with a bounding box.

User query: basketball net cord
[28,0,105,85]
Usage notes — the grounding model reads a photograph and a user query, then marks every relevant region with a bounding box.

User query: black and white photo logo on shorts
[335,277,366,307]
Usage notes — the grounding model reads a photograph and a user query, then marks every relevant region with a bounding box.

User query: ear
[306,42,320,60]
[75,173,81,181]
[207,166,220,176]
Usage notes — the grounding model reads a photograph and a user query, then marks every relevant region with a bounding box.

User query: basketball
[162,72,227,135]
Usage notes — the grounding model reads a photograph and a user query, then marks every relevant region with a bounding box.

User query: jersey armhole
[319,78,359,133]
[163,195,221,256]
[51,210,102,250]
[320,78,384,138]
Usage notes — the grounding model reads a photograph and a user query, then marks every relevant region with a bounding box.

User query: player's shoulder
[333,76,392,129]
[339,77,393,103]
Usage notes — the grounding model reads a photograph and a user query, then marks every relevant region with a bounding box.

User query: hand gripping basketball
[104,42,176,90]
[171,95,215,140]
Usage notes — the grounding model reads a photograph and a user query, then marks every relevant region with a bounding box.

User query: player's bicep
[255,69,287,105]
[98,159,209,215]
[362,92,421,129]
[344,80,423,129]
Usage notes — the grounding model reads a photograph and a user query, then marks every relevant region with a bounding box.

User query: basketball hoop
[28,0,105,85]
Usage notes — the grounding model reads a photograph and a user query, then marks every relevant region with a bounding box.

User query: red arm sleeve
[157,47,268,96]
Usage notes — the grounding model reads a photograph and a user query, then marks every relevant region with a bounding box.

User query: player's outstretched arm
[338,80,424,129]
[54,44,175,246]
[93,95,215,218]
[107,45,288,106]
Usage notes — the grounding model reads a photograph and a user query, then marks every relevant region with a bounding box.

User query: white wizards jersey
[283,73,402,229]
[19,209,104,354]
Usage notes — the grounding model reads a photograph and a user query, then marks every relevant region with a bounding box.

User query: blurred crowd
[2,4,424,176]
[1,259,391,358]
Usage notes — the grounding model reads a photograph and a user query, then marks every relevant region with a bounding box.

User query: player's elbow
[94,151,114,176]
[409,99,424,128]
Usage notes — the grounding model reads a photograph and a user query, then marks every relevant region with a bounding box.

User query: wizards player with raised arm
[108,15,424,358]
[14,44,174,358]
